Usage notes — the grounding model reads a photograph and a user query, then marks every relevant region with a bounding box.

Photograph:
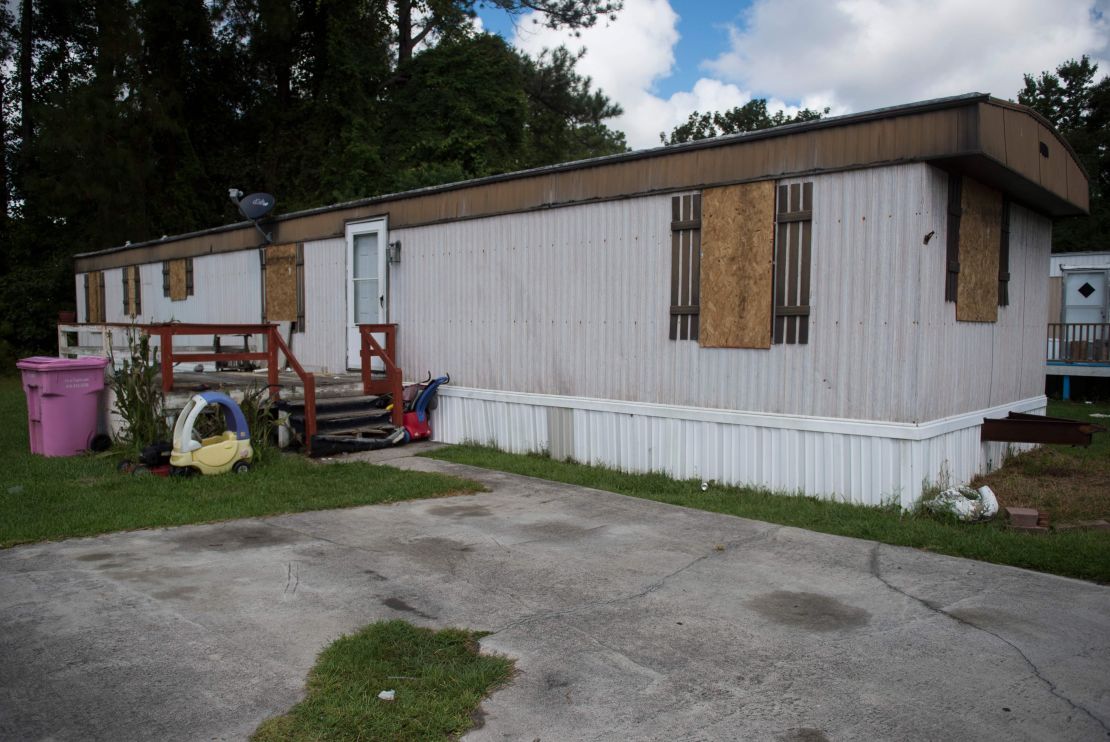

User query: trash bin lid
[17,356,110,371]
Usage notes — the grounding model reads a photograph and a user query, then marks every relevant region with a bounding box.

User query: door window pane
[354,279,378,323]
[354,233,378,280]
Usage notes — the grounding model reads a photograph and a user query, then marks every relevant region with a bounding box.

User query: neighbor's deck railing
[1047,322,1110,364]
[358,324,403,428]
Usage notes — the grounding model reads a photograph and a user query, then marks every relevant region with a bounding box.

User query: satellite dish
[239,192,276,220]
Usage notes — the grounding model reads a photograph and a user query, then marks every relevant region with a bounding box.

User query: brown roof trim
[74,93,1088,272]
[75,93,993,260]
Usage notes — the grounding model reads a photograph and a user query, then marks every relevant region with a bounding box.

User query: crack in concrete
[283,561,300,595]
[868,543,1110,735]
[490,527,783,636]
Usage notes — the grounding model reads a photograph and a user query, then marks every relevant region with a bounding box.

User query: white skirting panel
[431,387,1044,508]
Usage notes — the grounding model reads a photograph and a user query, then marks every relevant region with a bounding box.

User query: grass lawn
[0,377,481,547]
[425,430,1110,583]
[252,620,512,742]
[974,399,1110,524]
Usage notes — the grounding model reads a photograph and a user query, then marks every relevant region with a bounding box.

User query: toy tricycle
[170,391,253,475]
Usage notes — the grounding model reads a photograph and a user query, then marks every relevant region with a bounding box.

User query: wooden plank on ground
[699,180,775,348]
[956,177,1003,322]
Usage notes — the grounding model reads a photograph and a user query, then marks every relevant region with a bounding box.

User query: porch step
[283,390,397,439]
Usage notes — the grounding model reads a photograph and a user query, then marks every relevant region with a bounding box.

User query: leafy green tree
[0,0,627,357]
[520,46,626,166]
[393,0,621,65]
[382,34,528,189]
[661,98,828,145]
[1019,56,1109,252]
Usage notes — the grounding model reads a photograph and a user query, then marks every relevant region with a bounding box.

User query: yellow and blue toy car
[170,391,253,475]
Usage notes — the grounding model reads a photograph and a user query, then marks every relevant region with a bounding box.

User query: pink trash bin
[17,356,110,456]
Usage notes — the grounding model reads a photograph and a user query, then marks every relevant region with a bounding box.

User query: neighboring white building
[70,94,1090,507]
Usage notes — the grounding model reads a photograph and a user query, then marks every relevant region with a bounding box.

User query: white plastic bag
[925,485,998,521]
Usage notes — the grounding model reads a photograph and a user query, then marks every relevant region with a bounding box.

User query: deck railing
[1047,323,1110,364]
[59,322,318,450]
[358,324,404,428]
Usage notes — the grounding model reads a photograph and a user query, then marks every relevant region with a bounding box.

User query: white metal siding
[914,173,1051,421]
[393,164,957,423]
[102,268,125,323]
[432,388,1042,507]
[136,251,261,325]
[1050,251,1110,277]
[75,274,86,323]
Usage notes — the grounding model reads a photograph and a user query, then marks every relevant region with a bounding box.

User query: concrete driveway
[2,454,1108,741]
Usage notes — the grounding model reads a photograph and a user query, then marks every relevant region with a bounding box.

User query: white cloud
[507,0,1110,151]
[706,0,1110,112]
[513,0,765,148]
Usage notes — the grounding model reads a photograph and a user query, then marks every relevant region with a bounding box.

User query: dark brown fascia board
[986,96,1090,181]
[932,154,1088,217]
[74,92,1087,272]
[75,93,993,262]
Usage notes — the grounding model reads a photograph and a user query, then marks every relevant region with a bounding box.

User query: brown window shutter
[134,267,142,316]
[669,194,701,340]
[998,198,1011,307]
[295,243,306,329]
[97,271,106,322]
[773,182,813,345]
[945,173,962,303]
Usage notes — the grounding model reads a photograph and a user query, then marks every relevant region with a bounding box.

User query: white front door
[346,219,389,370]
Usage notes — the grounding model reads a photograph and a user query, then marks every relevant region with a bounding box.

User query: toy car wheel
[232,461,251,474]
[170,466,192,478]
[131,465,150,476]
[117,459,133,473]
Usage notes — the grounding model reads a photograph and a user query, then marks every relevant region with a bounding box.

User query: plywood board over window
[699,180,776,349]
[84,271,106,323]
[164,258,193,301]
[956,178,1003,322]
[262,243,304,325]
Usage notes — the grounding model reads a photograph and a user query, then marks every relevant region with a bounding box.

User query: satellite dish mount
[229,189,276,244]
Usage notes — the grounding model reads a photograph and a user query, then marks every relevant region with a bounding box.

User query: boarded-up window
[955,178,1003,322]
[163,258,193,301]
[669,195,701,340]
[262,243,305,327]
[699,182,776,348]
[945,175,1005,320]
[84,271,106,323]
[773,182,813,345]
[998,198,1011,307]
[121,265,142,316]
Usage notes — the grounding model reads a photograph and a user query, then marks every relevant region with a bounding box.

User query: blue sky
[476,0,1110,149]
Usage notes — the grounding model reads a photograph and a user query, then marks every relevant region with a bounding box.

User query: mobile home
[71,93,1090,507]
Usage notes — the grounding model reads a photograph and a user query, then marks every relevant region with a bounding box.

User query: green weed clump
[109,328,169,452]
[253,621,513,741]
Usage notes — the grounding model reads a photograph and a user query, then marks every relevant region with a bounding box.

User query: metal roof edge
[76,93,996,260]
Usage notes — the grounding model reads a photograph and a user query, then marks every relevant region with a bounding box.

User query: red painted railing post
[360,327,372,395]
[303,372,317,447]
[159,328,174,392]
[267,325,280,400]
